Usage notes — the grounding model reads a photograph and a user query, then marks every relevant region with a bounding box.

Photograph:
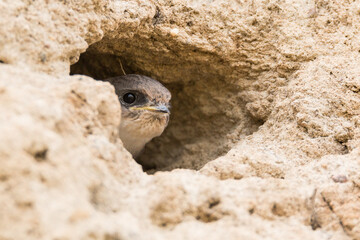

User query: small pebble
[308,7,317,18]
[331,175,348,183]
[40,52,47,63]
[170,28,179,36]
[68,209,91,223]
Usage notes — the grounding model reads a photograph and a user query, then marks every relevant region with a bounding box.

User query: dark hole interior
[71,48,262,172]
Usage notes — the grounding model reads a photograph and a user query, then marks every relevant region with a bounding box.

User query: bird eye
[123,93,136,104]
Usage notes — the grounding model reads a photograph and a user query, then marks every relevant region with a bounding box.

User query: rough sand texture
[1,0,360,239]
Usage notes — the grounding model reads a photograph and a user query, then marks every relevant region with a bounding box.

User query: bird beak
[130,105,170,114]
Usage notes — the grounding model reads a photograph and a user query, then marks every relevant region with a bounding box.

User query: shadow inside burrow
[70,52,178,171]
[70,51,262,172]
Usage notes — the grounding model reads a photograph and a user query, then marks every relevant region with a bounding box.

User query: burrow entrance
[70,37,262,171]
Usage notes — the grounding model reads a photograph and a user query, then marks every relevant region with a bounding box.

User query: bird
[106,74,171,158]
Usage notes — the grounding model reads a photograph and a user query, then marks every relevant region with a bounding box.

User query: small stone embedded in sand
[307,7,318,18]
[68,209,91,223]
[170,28,179,36]
[331,175,348,183]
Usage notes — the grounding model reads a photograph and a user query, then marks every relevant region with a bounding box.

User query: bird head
[106,74,171,157]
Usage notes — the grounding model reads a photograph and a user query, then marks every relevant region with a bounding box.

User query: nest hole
[71,43,262,171]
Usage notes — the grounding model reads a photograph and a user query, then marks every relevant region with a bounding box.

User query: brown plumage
[106,74,171,158]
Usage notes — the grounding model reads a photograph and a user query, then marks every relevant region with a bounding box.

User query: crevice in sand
[71,43,263,171]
